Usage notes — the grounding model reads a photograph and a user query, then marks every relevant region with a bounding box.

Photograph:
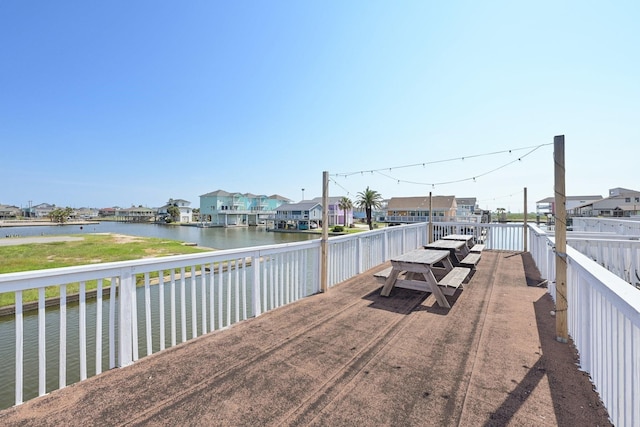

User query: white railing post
[356,237,363,274]
[382,230,389,262]
[252,253,262,317]
[118,270,134,367]
[15,290,23,406]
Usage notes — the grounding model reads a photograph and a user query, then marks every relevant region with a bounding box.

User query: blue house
[274,201,323,230]
[200,190,290,226]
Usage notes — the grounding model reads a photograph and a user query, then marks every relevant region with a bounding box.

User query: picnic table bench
[376,249,470,308]
[470,244,485,253]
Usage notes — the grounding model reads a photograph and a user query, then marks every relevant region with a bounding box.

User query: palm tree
[355,187,383,230]
[338,196,353,227]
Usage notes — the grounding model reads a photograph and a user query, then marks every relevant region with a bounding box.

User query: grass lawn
[0,233,211,307]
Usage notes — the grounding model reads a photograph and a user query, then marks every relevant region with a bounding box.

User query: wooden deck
[0,251,611,426]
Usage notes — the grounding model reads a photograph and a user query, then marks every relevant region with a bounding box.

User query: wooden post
[523,187,528,252]
[428,192,433,243]
[554,135,568,343]
[320,171,329,293]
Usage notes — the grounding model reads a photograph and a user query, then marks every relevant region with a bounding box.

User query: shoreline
[0,220,100,228]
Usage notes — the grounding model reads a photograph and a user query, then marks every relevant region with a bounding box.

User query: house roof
[593,198,639,209]
[609,187,639,196]
[455,197,476,206]
[310,196,347,205]
[200,189,236,197]
[537,195,603,204]
[387,196,456,210]
[200,190,291,202]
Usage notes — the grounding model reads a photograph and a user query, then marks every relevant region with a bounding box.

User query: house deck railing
[529,224,640,427]
[5,220,638,427]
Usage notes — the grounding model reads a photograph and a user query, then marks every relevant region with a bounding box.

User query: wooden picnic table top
[424,239,467,250]
[390,248,451,265]
[442,234,474,242]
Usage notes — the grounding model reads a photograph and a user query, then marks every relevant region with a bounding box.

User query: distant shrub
[332,225,344,232]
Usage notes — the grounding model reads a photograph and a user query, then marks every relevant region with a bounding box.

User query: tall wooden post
[523,187,528,251]
[320,171,329,293]
[554,135,568,343]
[428,192,433,243]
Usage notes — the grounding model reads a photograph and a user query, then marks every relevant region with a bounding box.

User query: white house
[572,188,640,217]
[158,199,193,223]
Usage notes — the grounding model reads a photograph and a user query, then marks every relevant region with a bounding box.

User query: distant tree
[167,205,180,222]
[338,196,353,227]
[49,207,73,224]
[355,187,383,230]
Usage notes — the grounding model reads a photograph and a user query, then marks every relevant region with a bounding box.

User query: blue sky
[1,1,638,212]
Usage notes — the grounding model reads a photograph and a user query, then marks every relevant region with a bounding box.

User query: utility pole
[554,135,568,343]
[523,187,528,251]
[428,192,433,243]
[320,173,328,292]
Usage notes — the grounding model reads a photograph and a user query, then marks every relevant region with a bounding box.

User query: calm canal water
[0,222,317,410]
[2,221,317,249]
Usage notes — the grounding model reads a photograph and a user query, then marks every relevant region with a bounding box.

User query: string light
[332,143,548,187]
[332,143,552,178]
[326,143,552,202]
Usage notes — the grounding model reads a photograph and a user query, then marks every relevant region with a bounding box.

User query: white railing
[0,241,321,409]
[567,238,640,288]
[0,221,526,410]
[529,224,640,427]
[573,217,640,235]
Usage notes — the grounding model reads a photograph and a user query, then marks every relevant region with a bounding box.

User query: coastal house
[309,197,353,227]
[536,195,602,217]
[157,199,193,223]
[200,190,290,226]
[73,207,99,219]
[0,204,21,220]
[26,203,56,219]
[383,195,457,224]
[98,207,119,218]
[571,187,640,217]
[274,201,323,230]
[115,206,156,222]
[455,197,478,217]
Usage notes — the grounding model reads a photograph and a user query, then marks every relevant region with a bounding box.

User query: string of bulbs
[328,142,552,199]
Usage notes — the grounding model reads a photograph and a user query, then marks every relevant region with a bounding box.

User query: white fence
[0,222,526,409]
[529,224,640,427]
[567,238,640,288]
[573,217,640,235]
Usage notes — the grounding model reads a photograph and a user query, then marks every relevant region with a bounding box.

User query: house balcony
[1,222,636,425]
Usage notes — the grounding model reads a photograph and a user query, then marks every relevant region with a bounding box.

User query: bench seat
[375,265,471,297]
[373,267,394,284]
[437,267,471,295]
[470,244,485,253]
[459,253,481,268]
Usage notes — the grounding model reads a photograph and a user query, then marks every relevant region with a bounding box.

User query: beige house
[384,196,457,224]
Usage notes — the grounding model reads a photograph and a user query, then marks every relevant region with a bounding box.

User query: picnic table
[424,239,470,264]
[442,234,475,249]
[379,249,469,308]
